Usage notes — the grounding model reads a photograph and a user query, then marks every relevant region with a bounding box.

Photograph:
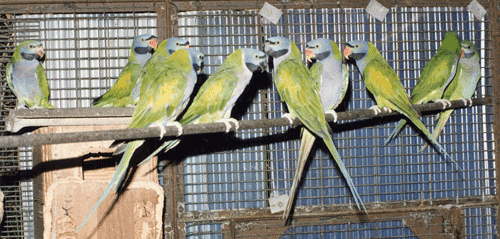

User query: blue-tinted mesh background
[175,6,494,239]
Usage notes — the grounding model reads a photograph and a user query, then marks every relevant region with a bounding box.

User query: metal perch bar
[0,97,492,148]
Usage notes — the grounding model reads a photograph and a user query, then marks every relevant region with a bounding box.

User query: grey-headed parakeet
[344,40,461,170]
[7,40,54,109]
[421,40,480,151]
[265,36,366,219]
[280,38,351,220]
[385,32,462,144]
[92,34,157,108]
[138,48,268,165]
[77,48,204,231]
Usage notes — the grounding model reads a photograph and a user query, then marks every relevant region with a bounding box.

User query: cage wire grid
[175,6,495,239]
[0,2,494,239]
[0,11,157,238]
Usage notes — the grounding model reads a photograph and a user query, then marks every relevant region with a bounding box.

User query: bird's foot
[382,107,393,113]
[325,110,338,122]
[150,122,167,139]
[461,98,473,107]
[435,99,452,109]
[217,118,239,133]
[369,105,382,115]
[282,113,295,125]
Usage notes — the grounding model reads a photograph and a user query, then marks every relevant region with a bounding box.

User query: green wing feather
[93,62,143,107]
[35,63,54,108]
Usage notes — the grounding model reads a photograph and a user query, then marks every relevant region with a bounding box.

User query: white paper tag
[365,0,389,22]
[268,194,288,214]
[259,2,283,25]
[467,0,487,21]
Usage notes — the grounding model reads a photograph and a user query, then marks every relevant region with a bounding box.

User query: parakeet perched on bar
[77,48,204,232]
[421,40,480,152]
[7,40,54,109]
[344,40,461,170]
[278,38,351,220]
[265,36,366,220]
[139,48,268,165]
[385,32,462,144]
[92,34,157,108]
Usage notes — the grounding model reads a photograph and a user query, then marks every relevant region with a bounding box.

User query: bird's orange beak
[36,46,45,58]
[460,49,465,58]
[343,46,352,59]
[305,49,316,62]
[148,38,158,50]
[184,44,190,49]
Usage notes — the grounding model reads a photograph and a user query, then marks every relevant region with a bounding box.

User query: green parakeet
[6,40,54,109]
[77,48,204,231]
[138,37,191,97]
[420,41,480,151]
[264,36,366,219]
[92,34,157,108]
[138,48,268,165]
[344,40,461,170]
[385,32,462,144]
[279,38,351,220]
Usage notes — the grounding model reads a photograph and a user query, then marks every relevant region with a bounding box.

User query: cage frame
[0,0,497,238]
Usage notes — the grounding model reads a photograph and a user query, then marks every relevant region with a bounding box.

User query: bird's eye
[355,44,359,48]
[29,45,35,49]
[254,54,259,59]
[276,41,281,45]
[176,42,180,46]
[199,55,204,60]
[315,44,320,48]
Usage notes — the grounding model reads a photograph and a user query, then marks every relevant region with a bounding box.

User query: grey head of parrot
[344,40,369,62]
[166,37,190,55]
[461,41,477,59]
[305,38,332,62]
[19,40,45,63]
[264,36,291,59]
[241,48,268,73]
[133,34,157,55]
[187,48,204,74]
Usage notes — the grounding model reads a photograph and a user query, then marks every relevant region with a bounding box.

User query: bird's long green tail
[76,140,143,232]
[384,119,407,145]
[323,131,367,213]
[409,116,463,171]
[420,109,454,152]
[138,139,180,166]
[283,129,316,220]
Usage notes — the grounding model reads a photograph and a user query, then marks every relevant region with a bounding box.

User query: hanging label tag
[268,194,288,214]
[259,2,283,25]
[365,0,389,22]
[467,0,486,20]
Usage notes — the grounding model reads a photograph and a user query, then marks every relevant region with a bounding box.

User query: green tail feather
[138,139,180,166]
[76,140,142,232]
[420,109,454,152]
[409,116,463,171]
[322,132,367,213]
[385,119,407,145]
[283,129,316,220]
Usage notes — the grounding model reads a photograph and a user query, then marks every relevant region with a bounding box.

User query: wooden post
[33,125,164,239]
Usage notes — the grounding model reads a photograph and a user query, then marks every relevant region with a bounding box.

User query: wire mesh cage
[0,0,497,238]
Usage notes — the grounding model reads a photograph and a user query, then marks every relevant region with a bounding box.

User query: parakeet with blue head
[385,32,462,144]
[344,40,462,170]
[138,37,191,98]
[92,34,157,108]
[77,48,204,232]
[278,38,351,220]
[7,40,54,109]
[265,36,366,220]
[420,40,480,151]
[138,48,268,165]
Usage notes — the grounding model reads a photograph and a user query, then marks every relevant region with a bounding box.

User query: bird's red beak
[305,49,316,62]
[343,46,352,59]
[460,49,465,58]
[149,38,158,50]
